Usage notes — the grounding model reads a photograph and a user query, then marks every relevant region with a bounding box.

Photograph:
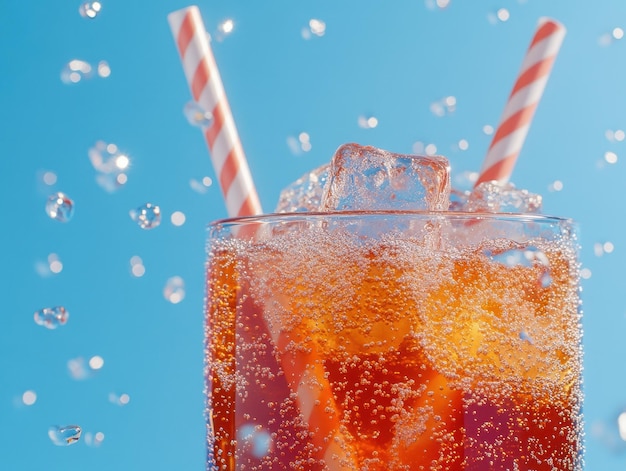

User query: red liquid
[206,234,583,470]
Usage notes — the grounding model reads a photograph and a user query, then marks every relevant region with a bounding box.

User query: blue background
[1,1,625,469]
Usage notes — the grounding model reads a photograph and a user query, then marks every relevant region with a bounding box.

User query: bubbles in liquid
[164,276,185,304]
[183,101,213,129]
[238,424,272,458]
[79,2,102,19]
[46,192,74,222]
[130,203,161,229]
[48,425,82,446]
[34,306,69,329]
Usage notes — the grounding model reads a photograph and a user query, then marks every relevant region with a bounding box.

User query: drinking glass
[205,211,583,471]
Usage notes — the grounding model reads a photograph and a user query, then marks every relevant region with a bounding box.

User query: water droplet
[218,18,235,34]
[41,171,57,186]
[430,96,456,117]
[60,59,93,84]
[605,151,618,164]
[164,276,185,304]
[170,211,186,227]
[310,18,326,36]
[97,60,111,78]
[482,124,494,135]
[190,177,212,194]
[34,306,69,329]
[458,139,469,151]
[424,143,437,155]
[108,392,130,406]
[46,192,74,222]
[48,425,82,446]
[68,356,103,380]
[238,424,272,458]
[357,115,378,129]
[183,101,213,129]
[287,132,312,155]
[89,355,104,370]
[580,267,592,279]
[78,2,102,19]
[548,180,563,192]
[130,203,161,230]
[130,256,146,277]
[22,390,37,406]
[84,431,105,447]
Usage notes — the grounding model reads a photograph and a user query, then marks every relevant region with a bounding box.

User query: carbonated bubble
[46,192,74,222]
[183,101,213,129]
[78,2,101,19]
[48,425,81,446]
[34,306,69,329]
[164,276,185,304]
[130,203,161,230]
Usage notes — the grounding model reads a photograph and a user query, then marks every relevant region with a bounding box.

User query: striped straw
[168,7,355,469]
[168,6,262,217]
[475,18,566,187]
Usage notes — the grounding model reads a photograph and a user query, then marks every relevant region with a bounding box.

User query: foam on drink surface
[206,221,583,470]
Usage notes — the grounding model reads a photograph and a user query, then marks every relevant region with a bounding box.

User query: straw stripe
[169,8,354,468]
[168,6,262,218]
[475,17,566,186]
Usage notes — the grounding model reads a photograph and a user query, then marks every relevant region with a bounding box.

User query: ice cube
[275,164,329,213]
[319,143,450,211]
[464,181,542,213]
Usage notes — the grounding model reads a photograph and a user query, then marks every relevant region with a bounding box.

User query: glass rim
[208,210,576,229]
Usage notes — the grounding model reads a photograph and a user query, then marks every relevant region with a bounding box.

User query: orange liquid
[206,232,583,470]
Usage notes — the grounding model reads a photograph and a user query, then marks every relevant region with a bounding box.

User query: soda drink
[205,212,583,470]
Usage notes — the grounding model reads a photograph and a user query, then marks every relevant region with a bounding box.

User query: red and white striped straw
[168,6,263,217]
[168,7,355,469]
[475,17,566,187]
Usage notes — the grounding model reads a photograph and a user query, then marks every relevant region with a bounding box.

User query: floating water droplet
[183,101,213,129]
[78,1,102,19]
[48,425,82,446]
[238,424,272,458]
[22,390,37,406]
[430,96,456,117]
[130,203,161,230]
[170,211,186,227]
[66,355,102,380]
[60,59,93,84]
[34,306,69,329]
[164,276,185,304]
[548,180,563,192]
[108,392,130,406]
[97,60,111,78]
[46,192,74,222]
[84,431,105,447]
[458,139,469,151]
[190,177,212,194]
[130,256,146,277]
[357,115,378,129]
